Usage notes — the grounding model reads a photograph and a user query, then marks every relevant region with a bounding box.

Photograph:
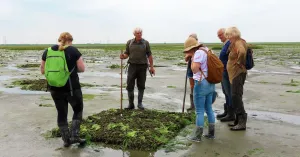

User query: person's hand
[185,55,191,62]
[150,67,155,76]
[120,54,125,59]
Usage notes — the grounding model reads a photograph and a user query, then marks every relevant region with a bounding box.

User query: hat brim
[183,43,201,53]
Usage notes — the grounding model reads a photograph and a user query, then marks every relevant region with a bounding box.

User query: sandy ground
[0,49,300,157]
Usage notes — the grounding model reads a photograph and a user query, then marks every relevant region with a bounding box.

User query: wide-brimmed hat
[183,37,201,52]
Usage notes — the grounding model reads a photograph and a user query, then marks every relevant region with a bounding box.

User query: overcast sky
[0,0,299,44]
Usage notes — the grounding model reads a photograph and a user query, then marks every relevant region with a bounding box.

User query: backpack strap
[68,66,76,96]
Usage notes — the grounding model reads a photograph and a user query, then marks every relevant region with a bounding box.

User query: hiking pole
[182,63,189,113]
[120,50,124,116]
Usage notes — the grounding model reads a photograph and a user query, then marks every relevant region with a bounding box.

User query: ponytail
[58,32,73,51]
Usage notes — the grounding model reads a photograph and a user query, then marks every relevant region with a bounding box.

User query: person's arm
[120,41,130,59]
[77,56,85,72]
[191,50,203,74]
[146,41,155,75]
[40,49,47,74]
[40,60,45,74]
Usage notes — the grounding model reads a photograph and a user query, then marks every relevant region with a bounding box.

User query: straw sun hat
[183,37,201,52]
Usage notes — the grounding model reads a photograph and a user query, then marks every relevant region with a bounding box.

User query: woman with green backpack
[40,32,86,147]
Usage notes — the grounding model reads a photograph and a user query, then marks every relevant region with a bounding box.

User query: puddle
[81,72,120,78]
[249,69,297,75]
[5,64,28,72]
[0,86,47,94]
[290,66,300,70]
[0,75,25,81]
[248,110,300,125]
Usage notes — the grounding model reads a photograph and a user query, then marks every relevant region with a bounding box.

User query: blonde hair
[133,27,143,34]
[225,27,241,39]
[58,32,73,51]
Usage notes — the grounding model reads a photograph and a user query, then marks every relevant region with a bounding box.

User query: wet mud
[0,45,300,156]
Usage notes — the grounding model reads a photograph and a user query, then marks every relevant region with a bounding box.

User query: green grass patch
[167,86,176,88]
[39,104,54,107]
[46,109,196,151]
[247,148,264,156]
[83,94,96,100]
[11,79,47,91]
[17,63,40,68]
[107,64,122,69]
[286,90,300,93]
[80,83,98,87]
[282,79,300,86]
[175,62,187,67]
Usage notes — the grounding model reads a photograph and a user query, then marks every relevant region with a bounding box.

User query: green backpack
[44,47,74,87]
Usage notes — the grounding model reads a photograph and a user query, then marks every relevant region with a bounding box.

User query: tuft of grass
[39,104,54,107]
[247,148,264,155]
[106,64,122,69]
[167,86,176,88]
[286,90,300,93]
[83,94,96,100]
[17,64,40,68]
[282,79,300,86]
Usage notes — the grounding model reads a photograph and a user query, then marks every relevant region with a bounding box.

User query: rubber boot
[70,120,86,145]
[59,126,71,147]
[125,91,135,110]
[187,94,195,111]
[204,123,215,139]
[220,105,235,122]
[138,90,145,110]
[187,126,203,142]
[228,114,239,127]
[230,113,247,131]
[217,103,227,119]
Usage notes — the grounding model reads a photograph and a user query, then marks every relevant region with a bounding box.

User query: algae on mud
[47,109,196,151]
[11,79,99,91]
[17,63,40,68]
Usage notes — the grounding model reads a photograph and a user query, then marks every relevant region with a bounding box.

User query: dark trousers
[221,71,232,106]
[126,64,147,92]
[50,89,83,128]
[231,73,247,115]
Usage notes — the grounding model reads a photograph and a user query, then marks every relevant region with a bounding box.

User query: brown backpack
[199,48,224,84]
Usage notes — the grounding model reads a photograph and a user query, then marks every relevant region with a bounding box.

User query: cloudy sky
[0,0,299,44]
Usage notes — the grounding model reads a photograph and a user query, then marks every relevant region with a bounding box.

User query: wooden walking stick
[182,63,189,113]
[120,50,124,115]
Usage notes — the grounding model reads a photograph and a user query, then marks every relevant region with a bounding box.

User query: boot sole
[230,128,246,131]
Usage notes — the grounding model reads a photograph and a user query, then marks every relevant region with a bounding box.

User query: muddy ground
[0,45,300,157]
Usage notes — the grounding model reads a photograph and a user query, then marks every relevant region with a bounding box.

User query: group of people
[40,26,248,147]
[184,27,249,142]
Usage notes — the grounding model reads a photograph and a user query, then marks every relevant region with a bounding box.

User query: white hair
[133,27,143,34]
[189,33,198,41]
[225,27,241,39]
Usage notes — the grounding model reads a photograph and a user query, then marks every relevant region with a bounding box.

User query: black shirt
[42,45,82,91]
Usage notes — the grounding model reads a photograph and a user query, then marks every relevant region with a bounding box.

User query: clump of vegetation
[107,64,122,69]
[286,90,300,93]
[167,86,176,88]
[175,62,187,67]
[282,79,300,86]
[83,94,96,100]
[11,79,99,91]
[39,104,54,107]
[12,79,47,91]
[47,109,196,151]
[17,63,40,68]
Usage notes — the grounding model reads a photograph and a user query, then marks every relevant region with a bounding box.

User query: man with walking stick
[120,27,155,110]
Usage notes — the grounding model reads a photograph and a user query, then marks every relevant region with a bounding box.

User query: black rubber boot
[187,94,195,111]
[204,123,215,139]
[59,126,71,147]
[228,114,239,127]
[220,105,235,122]
[138,90,145,110]
[70,120,86,145]
[217,103,227,119]
[125,91,135,110]
[230,113,247,131]
[187,126,203,142]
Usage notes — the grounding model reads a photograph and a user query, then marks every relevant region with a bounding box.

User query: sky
[0,0,299,44]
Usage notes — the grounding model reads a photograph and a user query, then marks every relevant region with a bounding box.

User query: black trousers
[126,64,147,92]
[50,89,83,128]
[231,73,247,115]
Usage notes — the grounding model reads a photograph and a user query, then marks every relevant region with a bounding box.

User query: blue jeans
[221,71,232,106]
[193,79,215,127]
